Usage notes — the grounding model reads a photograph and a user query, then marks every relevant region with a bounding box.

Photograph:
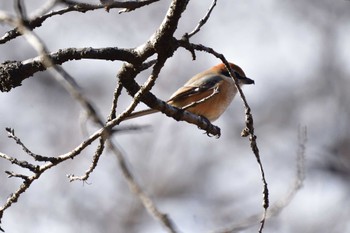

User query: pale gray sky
[1,0,350,232]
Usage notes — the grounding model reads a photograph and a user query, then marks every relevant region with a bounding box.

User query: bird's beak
[240,77,255,85]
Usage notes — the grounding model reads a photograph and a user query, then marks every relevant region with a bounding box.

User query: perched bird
[126,62,254,122]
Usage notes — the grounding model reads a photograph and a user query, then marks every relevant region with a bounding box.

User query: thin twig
[6,128,40,159]
[5,128,58,163]
[14,0,27,21]
[5,171,30,182]
[0,125,108,225]
[0,0,160,44]
[0,151,39,173]
[31,0,58,18]
[186,0,217,38]
[0,171,42,225]
[213,127,307,233]
[108,140,178,233]
[109,82,124,121]
[178,40,269,233]
[262,127,306,217]
[68,137,106,182]
[108,59,157,121]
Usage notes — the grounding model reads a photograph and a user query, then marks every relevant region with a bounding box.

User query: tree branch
[185,0,217,39]
[178,40,269,232]
[0,47,139,92]
[0,0,160,44]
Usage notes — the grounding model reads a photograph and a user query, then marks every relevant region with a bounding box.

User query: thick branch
[149,0,189,55]
[0,47,139,92]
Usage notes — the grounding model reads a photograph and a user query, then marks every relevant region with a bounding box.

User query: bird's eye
[234,71,242,79]
[221,69,244,79]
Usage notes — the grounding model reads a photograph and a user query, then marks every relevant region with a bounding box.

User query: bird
[126,62,254,122]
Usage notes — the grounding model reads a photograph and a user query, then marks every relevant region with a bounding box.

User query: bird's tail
[124,108,159,121]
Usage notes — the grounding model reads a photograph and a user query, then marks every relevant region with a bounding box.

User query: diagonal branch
[186,0,217,39]
[108,139,178,233]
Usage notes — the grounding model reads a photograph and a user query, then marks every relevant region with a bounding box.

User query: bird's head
[213,62,255,85]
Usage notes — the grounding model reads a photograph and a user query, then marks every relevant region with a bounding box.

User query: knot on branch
[0,61,23,92]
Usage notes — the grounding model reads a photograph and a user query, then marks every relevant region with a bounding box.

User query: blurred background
[1,0,350,232]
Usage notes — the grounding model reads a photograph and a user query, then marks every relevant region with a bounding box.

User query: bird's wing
[168,74,223,102]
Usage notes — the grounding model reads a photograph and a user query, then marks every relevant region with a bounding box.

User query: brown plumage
[126,63,254,122]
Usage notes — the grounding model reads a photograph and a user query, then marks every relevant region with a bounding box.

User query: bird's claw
[197,116,221,138]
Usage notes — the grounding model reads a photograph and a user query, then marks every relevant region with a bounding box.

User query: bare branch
[5,128,59,163]
[68,137,106,182]
[180,0,217,60]
[14,0,28,21]
[53,66,105,126]
[109,82,124,121]
[0,47,138,92]
[6,128,40,159]
[213,127,307,233]
[177,40,269,232]
[0,124,111,225]
[265,127,306,217]
[0,151,39,173]
[186,0,217,39]
[67,125,150,182]
[108,140,178,233]
[109,59,156,121]
[31,0,59,18]
[99,0,161,13]
[0,169,42,224]
[0,0,160,44]
[5,171,30,182]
